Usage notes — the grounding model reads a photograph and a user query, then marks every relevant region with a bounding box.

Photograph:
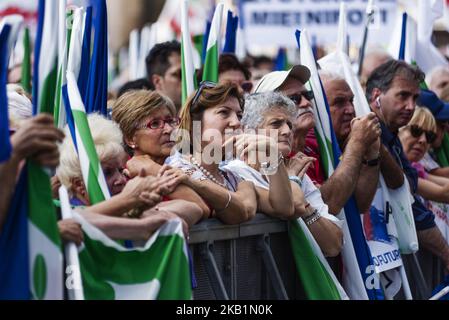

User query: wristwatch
[289,176,303,188]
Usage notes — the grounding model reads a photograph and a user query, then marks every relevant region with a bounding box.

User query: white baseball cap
[253,65,311,93]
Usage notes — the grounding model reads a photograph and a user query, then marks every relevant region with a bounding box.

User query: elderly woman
[164,82,297,224]
[112,90,210,221]
[56,114,198,243]
[399,107,449,240]
[222,92,343,256]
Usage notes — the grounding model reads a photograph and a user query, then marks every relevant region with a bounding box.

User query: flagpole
[399,265,413,300]
[59,186,85,301]
[357,0,374,77]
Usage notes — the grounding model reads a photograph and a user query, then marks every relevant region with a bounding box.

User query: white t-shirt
[221,160,342,228]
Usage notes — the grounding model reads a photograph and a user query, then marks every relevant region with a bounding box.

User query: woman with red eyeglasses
[112,89,210,225]
[399,107,449,240]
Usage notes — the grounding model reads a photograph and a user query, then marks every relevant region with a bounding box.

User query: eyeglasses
[408,125,437,144]
[288,90,315,105]
[191,81,217,109]
[142,117,180,130]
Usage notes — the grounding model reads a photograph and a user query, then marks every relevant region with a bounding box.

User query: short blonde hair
[111,90,176,142]
[406,106,437,133]
[56,114,124,193]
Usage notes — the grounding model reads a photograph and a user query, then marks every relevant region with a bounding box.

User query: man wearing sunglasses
[367,59,449,273]
[254,65,384,217]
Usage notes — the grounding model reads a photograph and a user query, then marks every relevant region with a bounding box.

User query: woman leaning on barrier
[165,81,298,225]
[222,92,343,257]
[111,90,210,224]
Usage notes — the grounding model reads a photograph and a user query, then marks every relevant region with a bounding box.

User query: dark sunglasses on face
[143,117,180,130]
[191,81,217,109]
[409,125,437,144]
[288,90,315,105]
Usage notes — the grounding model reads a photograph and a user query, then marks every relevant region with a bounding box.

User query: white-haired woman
[222,92,343,257]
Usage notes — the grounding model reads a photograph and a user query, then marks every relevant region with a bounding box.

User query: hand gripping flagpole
[357,0,375,77]
[59,186,84,300]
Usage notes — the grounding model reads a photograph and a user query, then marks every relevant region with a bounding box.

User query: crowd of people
[2,37,449,299]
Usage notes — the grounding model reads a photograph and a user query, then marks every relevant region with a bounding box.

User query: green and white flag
[73,213,192,300]
[20,27,31,94]
[202,2,224,82]
[35,0,59,115]
[289,219,348,300]
[27,160,64,300]
[181,0,197,105]
[54,0,70,129]
[299,28,369,300]
[66,71,110,204]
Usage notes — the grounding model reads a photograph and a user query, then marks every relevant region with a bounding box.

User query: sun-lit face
[199,97,243,153]
[324,79,356,142]
[156,53,182,110]
[131,107,177,162]
[101,150,128,196]
[258,108,293,157]
[375,76,420,132]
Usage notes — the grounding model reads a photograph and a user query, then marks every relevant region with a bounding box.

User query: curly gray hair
[242,92,298,129]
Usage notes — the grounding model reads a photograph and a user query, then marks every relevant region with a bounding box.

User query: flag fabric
[0,168,29,299]
[0,11,63,300]
[27,160,64,300]
[128,29,139,81]
[54,1,71,129]
[64,71,111,204]
[71,212,192,300]
[64,7,88,151]
[274,48,288,71]
[20,27,31,94]
[78,5,92,102]
[85,0,108,115]
[201,21,211,64]
[33,0,59,115]
[0,23,28,300]
[415,0,448,74]
[436,134,449,167]
[297,28,384,300]
[223,10,238,54]
[0,23,12,163]
[181,0,197,105]
[202,3,224,82]
[289,220,348,300]
[29,0,64,300]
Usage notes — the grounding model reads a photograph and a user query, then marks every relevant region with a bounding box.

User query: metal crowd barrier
[189,214,306,300]
[188,214,445,300]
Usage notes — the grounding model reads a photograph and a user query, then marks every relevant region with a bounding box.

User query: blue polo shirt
[380,122,436,231]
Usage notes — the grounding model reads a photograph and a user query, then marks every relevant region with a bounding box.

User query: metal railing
[188,214,445,300]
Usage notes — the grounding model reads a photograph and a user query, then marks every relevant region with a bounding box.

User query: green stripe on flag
[21,28,31,94]
[27,161,61,248]
[288,220,341,300]
[38,65,58,115]
[202,43,219,82]
[72,109,107,204]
